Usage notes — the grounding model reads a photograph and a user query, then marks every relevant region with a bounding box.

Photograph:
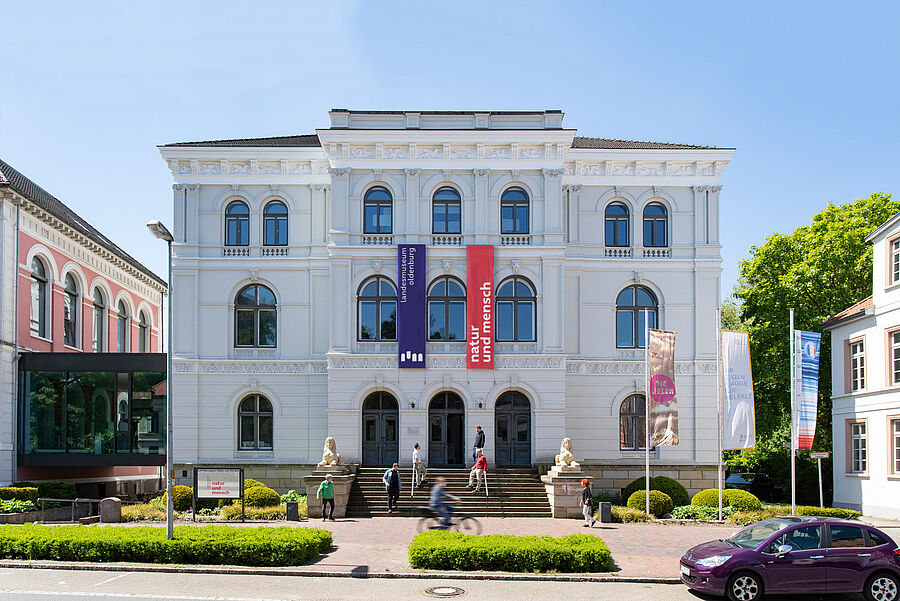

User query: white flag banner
[722,330,756,450]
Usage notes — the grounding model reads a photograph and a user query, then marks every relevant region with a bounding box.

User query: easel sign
[193,467,244,522]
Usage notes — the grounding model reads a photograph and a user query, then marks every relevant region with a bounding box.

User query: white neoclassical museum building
[159,109,733,495]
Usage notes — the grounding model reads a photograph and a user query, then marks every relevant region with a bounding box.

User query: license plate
[680,564,691,577]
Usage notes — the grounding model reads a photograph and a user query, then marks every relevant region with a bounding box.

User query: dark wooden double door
[362,392,398,466]
[495,391,531,466]
[429,391,465,466]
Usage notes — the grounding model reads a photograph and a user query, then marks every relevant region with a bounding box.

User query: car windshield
[725,517,806,550]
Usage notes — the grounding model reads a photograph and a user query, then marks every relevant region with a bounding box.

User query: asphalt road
[0,568,866,601]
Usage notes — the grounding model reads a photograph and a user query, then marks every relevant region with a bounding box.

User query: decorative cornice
[565,360,717,375]
[173,360,328,374]
[328,168,351,177]
[542,168,564,178]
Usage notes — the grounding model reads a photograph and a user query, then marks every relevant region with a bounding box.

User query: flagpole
[645,308,650,516]
[790,308,796,515]
[716,306,723,521]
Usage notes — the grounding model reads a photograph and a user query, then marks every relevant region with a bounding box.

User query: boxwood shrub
[0,524,332,566]
[243,478,266,491]
[0,487,39,504]
[692,488,762,511]
[626,490,673,517]
[162,485,194,511]
[244,486,281,508]
[408,531,613,573]
[622,476,689,508]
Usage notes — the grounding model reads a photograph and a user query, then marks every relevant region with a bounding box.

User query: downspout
[11,198,20,483]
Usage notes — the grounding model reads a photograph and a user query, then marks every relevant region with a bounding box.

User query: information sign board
[194,468,243,499]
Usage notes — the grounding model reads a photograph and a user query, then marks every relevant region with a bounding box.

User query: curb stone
[0,560,681,584]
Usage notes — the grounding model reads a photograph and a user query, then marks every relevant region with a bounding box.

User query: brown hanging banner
[648,328,679,446]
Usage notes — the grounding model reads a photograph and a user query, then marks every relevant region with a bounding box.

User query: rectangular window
[829,525,866,548]
[850,421,867,473]
[850,340,865,391]
[892,239,900,284]
[496,302,515,341]
[892,419,900,474]
[359,301,377,340]
[892,331,900,385]
[616,311,634,347]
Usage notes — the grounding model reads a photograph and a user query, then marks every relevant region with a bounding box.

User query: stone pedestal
[99,497,121,523]
[303,465,356,519]
[540,466,593,519]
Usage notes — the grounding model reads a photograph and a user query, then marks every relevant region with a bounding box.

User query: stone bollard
[99,497,122,523]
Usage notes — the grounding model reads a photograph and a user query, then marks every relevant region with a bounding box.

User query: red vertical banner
[466,245,494,369]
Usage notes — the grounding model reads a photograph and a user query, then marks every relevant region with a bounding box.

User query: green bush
[0,524,331,566]
[408,531,613,573]
[726,509,780,526]
[622,476,689,508]
[280,490,306,504]
[10,482,35,488]
[671,505,738,520]
[162,485,194,511]
[243,478,266,491]
[797,506,861,520]
[244,486,280,507]
[220,503,288,521]
[627,490,673,517]
[36,481,77,500]
[0,500,38,514]
[692,489,762,511]
[727,504,861,526]
[121,503,166,522]
[0,487,39,504]
[609,505,652,523]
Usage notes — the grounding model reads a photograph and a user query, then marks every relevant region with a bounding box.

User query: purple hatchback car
[680,516,900,601]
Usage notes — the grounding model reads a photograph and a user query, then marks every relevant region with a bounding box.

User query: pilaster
[404,168,420,243]
[328,169,350,245]
[474,169,490,244]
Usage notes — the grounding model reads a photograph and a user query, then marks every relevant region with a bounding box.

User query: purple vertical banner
[398,244,426,368]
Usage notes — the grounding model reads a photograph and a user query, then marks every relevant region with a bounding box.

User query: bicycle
[414,506,482,535]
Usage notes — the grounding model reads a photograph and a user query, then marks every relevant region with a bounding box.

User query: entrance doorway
[428,391,465,466]
[362,392,399,465]
[495,391,531,466]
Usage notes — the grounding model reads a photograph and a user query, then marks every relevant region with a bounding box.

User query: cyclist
[429,476,459,528]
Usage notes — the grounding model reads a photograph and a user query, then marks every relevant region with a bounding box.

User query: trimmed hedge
[0,524,332,566]
[692,488,762,511]
[245,486,281,508]
[671,505,738,520]
[622,476,689,508]
[610,505,652,523]
[627,490,673,517]
[797,506,861,520]
[0,487,39,504]
[408,531,613,573]
[726,504,862,526]
[220,503,288,521]
[35,481,77,500]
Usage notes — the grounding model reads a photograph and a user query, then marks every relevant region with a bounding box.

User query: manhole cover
[423,586,466,597]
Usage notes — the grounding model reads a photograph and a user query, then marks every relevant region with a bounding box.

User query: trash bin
[598,501,612,523]
[286,501,299,521]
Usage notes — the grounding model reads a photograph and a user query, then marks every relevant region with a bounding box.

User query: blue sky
[1,1,897,294]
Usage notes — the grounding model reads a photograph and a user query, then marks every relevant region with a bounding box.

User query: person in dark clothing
[472,425,485,463]
[580,478,595,527]
[382,463,401,513]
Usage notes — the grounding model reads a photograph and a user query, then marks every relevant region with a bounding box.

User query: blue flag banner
[398,244,426,368]
[794,330,821,450]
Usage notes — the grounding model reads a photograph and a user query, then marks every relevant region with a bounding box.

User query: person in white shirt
[412,442,425,488]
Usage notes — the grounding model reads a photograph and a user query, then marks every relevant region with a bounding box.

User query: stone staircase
[346,466,552,518]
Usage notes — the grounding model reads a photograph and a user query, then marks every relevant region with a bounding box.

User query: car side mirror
[776,544,792,557]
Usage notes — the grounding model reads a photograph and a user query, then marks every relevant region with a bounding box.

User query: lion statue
[554,437,579,468]
[318,436,342,467]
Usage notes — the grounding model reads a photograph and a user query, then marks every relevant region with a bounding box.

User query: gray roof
[162,133,724,150]
[0,159,167,288]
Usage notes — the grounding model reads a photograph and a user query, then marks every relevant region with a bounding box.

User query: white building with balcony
[159,109,732,495]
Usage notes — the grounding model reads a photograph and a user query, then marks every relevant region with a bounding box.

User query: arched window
[428,276,465,340]
[500,187,529,234]
[63,273,79,347]
[364,187,392,234]
[225,201,250,246]
[116,300,130,352]
[30,257,48,338]
[496,277,536,342]
[235,284,277,347]
[263,201,288,246]
[358,276,397,341]
[643,203,668,247]
[620,394,647,451]
[238,394,273,450]
[92,288,105,352]
[138,311,150,352]
[616,285,658,348]
[432,187,461,234]
[605,203,630,247]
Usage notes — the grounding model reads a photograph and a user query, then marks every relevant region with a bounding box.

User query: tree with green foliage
[732,192,897,503]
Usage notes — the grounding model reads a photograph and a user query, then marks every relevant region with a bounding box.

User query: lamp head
[146,220,174,242]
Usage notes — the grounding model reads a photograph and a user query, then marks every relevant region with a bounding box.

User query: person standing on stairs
[467,448,487,493]
[383,463,402,513]
[412,442,426,489]
[472,424,485,463]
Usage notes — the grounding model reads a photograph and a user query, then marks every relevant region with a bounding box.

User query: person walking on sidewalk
[580,478,596,527]
[472,424,485,463]
[383,463,402,513]
[412,443,426,488]
[317,473,335,521]
[467,449,487,492]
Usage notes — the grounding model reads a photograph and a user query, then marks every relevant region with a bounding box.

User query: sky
[1,1,898,296]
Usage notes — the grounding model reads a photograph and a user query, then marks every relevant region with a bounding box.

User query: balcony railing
[362,234,394,246]
[262,247,289,257]
[223,247,250,257]
[500,234,532,246]
[431,234,462,246]
[604,247,632,258]
[222,247,290,257]
[642,248,671,258]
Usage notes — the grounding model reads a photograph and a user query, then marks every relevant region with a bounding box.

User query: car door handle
[810,555,825,559]
[858,553,872,557]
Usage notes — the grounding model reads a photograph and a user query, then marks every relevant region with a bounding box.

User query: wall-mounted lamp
[410,401,416,409]
[477,401,483,409]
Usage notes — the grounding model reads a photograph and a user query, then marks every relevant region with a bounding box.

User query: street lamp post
[147,220,175,540]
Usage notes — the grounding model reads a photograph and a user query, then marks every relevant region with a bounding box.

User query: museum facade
[159,109,732,495]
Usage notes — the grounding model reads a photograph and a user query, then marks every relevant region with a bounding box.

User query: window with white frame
[63,273,79,347]
[30,257,48,338]
[893,419,900,474]
[850,421,867,473]
[892,331,900,385]
[138,311,150,352]
[116,300,129,352]
[850,340,865,391]
[892,238,900,284]
[238,394,273,450]
[92,288,105,352]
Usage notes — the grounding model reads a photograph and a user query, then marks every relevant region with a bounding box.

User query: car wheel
[866,572,900,601]
[727,572,763,601]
